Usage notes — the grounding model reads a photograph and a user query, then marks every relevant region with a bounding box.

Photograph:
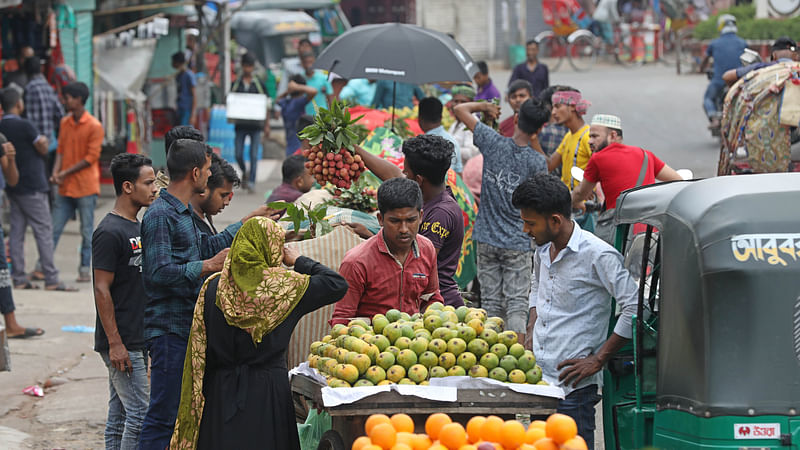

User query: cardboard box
[226,92,269,126]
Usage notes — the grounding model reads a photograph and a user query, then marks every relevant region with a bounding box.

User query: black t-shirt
[93,213,146,352]
[231,76,267,131]
[0,115,48,195]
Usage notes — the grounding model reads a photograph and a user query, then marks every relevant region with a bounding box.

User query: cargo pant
[476,242,532,333]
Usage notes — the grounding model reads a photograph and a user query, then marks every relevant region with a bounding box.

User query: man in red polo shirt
[330,178,443,326]
[571,114,682,211]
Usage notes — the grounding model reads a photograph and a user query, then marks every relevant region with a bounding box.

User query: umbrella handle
[391,81,396,133]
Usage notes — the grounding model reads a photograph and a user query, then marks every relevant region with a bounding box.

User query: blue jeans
[51,193,96,272]
[703,79,725,119]
[138,334,187,450]
[234,128,261,184]
[557,384,602,449]
[176,107,191,126]
[100,350,150,450]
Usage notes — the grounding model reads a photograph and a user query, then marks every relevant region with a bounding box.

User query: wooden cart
[291,373,560,449]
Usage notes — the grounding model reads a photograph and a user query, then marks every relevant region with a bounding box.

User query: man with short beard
[514,173,639,449]
[571,114,682,214]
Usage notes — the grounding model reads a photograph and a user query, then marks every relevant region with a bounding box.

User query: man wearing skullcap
[546,89,592,191]
[571,114,682,244]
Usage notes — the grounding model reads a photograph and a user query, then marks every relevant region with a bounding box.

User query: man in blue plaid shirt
[138,138,271,449]
[23,58,63,147]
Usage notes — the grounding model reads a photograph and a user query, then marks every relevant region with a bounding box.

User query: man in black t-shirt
[190,153,240,235]
[92,153,158,449]
[0,88,72,291]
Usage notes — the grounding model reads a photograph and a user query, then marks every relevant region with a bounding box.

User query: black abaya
[196,256,348,450]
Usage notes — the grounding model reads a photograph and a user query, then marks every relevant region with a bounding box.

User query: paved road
[495,62,721,178]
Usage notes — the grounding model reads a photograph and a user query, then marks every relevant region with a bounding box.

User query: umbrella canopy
[313,22,477,84]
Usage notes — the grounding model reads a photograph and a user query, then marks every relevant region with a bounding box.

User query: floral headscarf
[170,217,310,449]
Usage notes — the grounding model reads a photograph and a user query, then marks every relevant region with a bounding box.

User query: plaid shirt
[538,122,568,156]
[23,76,64,139]
[141,189,242,341]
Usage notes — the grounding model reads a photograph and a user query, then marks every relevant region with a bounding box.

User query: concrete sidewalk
[0,159,282,449]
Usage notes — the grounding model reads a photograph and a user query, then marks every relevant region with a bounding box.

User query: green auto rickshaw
[603,173,800,449]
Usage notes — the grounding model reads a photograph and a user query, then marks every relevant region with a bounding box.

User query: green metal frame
[603,224,659,450]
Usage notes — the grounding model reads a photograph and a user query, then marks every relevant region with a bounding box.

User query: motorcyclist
[699,14,746,130]
[722,36,798,85]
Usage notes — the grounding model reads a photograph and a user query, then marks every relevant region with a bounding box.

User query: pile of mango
[307,303,546,387]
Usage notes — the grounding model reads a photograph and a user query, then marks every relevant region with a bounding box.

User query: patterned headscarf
[552,91,591,116]
[170,217,310,449]
[451,84,476,100]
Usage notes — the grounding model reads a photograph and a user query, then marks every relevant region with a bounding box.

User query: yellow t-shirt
[555,124,592,190]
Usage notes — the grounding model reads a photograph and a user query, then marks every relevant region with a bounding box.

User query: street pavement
[0,62,716,449]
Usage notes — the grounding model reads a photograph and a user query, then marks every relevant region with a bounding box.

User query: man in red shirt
[571,114,682,211]
[330,178,443,326]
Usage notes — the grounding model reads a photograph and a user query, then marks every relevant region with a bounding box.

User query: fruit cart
[603,173,800,449]
[290,372,560,449]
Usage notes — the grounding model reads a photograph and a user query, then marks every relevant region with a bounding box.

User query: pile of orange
[351,412,587,450]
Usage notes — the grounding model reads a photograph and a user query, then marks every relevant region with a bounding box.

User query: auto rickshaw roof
[615,173,800,247]
[230,9,319,36]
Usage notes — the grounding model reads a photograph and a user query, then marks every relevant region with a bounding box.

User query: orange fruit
[439,422,468,449]
[391,413,415,433]
[525,426,546,444]
[458,446,478,450]
[363,445,383,450]
[369,422,398,449]
[544,413,577,444]
[479,415,504,444]
[429,444,448,450]
[499,420,526,450]
[396,432,415,445]
[529,420,546,431]
[352,436,372,450]
[561,436,588,450]
[390,444,412,450]
[366,414,393,435]
[466,416,486,443]
[425,413,453,441]
[409,433,432,450]
[533,437,559,450]
[518,444,536,450]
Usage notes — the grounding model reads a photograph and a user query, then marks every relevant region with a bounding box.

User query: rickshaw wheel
[317,430,346,450]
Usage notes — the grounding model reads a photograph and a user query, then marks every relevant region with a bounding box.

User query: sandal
[29,271,45,281]
[8,327,45,339]
[14,282,40,290]
[45,283,79,292]
[76,273,91,283]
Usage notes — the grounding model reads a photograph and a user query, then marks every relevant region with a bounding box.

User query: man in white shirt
[513,173,639,449]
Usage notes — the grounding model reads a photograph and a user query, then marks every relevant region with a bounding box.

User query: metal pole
[391,81,396,132]
[222,2,231,97]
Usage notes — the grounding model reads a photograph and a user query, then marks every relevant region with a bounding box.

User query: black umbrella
[313,22,478,128]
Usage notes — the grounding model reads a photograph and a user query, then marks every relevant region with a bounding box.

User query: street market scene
[0,0,799,449]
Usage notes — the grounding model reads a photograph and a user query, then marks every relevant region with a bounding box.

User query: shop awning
[94,38,158,101]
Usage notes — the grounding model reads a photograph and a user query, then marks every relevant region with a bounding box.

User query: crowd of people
[0,30,701,450]
[0,46,109,342]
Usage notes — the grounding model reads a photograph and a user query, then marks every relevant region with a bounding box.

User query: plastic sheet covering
[94,37,157,102]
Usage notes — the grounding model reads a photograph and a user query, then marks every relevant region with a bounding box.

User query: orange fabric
[57,112,103,197]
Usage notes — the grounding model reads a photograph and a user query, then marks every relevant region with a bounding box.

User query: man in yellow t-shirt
[546,90,592,190]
